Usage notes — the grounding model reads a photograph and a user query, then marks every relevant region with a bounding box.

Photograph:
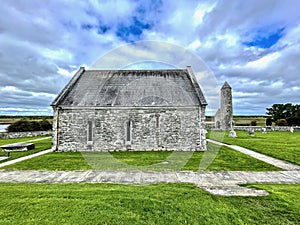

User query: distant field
[0,116,52,124]
[206,115,268,126]
[233,116,267,126]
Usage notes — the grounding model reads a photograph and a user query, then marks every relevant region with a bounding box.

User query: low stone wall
[234,126,300,131]
[0,131,51,139]
[207,126,300,131]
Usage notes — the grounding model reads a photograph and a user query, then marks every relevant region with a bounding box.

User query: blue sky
[0,0,299,115]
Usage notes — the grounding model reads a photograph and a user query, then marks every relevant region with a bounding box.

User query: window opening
[126,121,131,142]
[87,121,93,142]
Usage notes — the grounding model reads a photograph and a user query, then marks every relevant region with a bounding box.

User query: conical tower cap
[221,81,231,89]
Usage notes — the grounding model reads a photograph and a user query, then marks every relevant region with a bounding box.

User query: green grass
[0,136,50,146]
[0,183,299,224]
[183,144,280,171]
[2,142,280,171]
[0,138,52,162]
[208,130,300,165]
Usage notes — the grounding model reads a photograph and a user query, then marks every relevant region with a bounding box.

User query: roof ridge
[85,69,187,72]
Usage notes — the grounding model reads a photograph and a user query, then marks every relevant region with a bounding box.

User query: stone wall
[53,107,205,152]
[233,126,300,131]
[0,131,51,139]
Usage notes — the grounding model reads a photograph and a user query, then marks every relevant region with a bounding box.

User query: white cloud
[246,52,280,68]
[0,0,299,115]
[193,2,217,27]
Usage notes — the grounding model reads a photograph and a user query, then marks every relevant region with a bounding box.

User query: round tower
[220,81,232,130]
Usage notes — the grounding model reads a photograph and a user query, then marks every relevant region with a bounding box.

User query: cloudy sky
[0,0,299,115]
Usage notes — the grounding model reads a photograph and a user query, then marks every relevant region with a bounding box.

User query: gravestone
[228,120,237,138]
[248,129,255,136]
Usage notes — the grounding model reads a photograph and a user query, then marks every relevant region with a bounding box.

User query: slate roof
[51,66,207,107]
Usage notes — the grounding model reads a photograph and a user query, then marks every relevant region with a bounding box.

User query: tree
[266,104,288,122]
[250,120,257,126]
[266,103,300,126]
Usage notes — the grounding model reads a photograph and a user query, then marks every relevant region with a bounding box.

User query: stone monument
[228,120,237,138]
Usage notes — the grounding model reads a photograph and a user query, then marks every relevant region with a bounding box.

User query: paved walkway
[23,136,51,143]
[207,139,300,171]
[0,170,299,196]
[0,137,300,196]
[0,149,52,168]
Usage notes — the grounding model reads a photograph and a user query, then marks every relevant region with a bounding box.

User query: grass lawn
[0,136,50,146]
[1,142,280,171]
[0,137,52,162]
[0,183,299,224]
[208,130,300,165]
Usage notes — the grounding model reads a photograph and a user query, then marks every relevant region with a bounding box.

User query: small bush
[250,120,257,126]
[266,117,272,126]
[6,120,32,132]
[40,118,52,131]
[277,119,288,126]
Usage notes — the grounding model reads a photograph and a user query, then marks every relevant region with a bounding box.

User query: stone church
[51,66,207,152]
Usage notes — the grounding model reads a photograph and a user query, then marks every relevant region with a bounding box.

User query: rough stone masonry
[51,66,207,152]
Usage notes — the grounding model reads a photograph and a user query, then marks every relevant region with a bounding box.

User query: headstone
[248,129,255,136]
[228,120,237,138]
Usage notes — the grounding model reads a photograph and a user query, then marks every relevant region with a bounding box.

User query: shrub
[6,119,52,132]
[266,117,272,126]
[30,121,42,131]
[6,120,32,132]
[40,119,52,131]
[277,119,288,126]
[250,120,257,126]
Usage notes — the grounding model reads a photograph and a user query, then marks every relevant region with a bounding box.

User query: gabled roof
[51,66,207,107]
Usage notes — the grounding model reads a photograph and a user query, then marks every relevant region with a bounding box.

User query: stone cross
[228,119,237,138]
